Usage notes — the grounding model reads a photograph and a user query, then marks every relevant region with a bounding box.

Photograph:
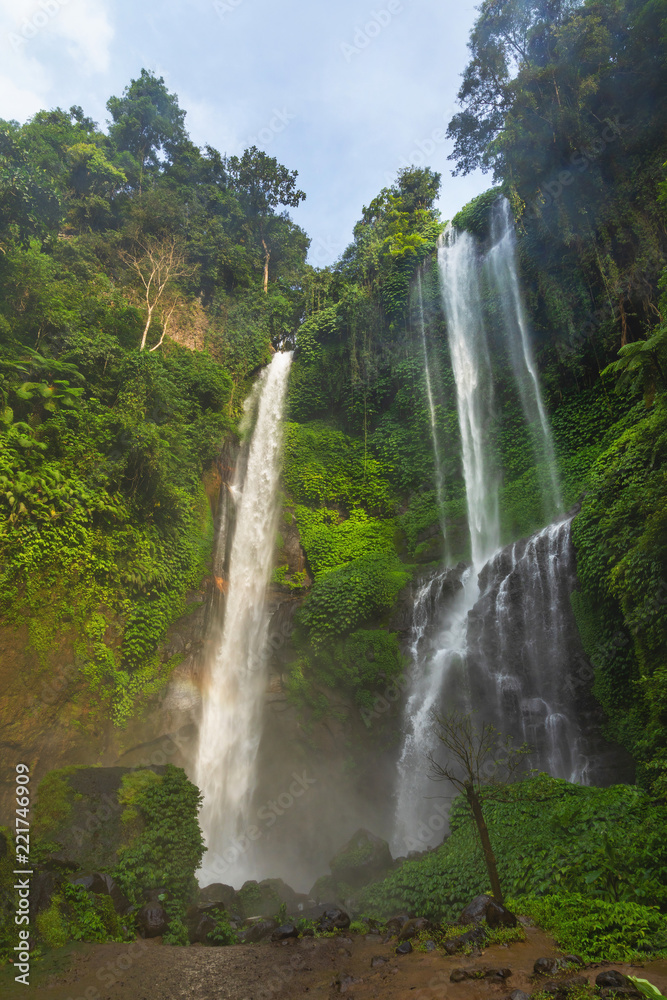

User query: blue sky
[0,0,492,265]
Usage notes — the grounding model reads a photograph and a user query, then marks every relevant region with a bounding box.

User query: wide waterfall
[392,202,587,854]
[466,516,589,782]
[486,198,562,517]
[196,350,292,885]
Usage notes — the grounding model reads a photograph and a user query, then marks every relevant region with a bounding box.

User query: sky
[0,0,492,266]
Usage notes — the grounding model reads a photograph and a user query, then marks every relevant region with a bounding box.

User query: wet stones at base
[596,971,643,997]
[460,893,518,928]
[541,975,589,996]
[316,908,351,932]
[398,917,432,940]
[451,967,512,982]
[395,941,413,955]
[271,922,299,941]
[237,918,277,943]
[137,902,169,938]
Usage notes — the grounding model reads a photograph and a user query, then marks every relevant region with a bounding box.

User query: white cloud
[0,0,113,121]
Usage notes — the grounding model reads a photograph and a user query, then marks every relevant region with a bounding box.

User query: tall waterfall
[486,198,562,516]
[392,204,581,853]
[416,271,447,545]
[438,224,500,567]
[196,350,292,883]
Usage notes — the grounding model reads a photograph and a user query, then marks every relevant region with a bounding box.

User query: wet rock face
[465,518,635,785]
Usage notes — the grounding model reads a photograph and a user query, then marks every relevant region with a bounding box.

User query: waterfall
[392,227,501,852]
[466,516,589,782]
[393,205,581,851]
[392,566,474,854]
[486,197,562,516]
[196,350,292,884]
[416,271,447,545]
[438,224,500,568]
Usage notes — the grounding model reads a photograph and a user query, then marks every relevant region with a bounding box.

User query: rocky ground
[2,924,667,1000]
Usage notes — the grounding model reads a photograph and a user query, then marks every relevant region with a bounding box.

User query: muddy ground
[2,925,666,1000]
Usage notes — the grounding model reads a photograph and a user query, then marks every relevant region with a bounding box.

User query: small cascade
[466,516,589,781]
[416,271,447,546]
[196,351,292,885]
[438,225,500,567]
[486,197,562,516]
[392,565,474,854]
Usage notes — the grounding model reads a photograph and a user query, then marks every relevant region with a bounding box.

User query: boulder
[370,955,389,968]
[399,917,432,941]
[199,883,237,912]
[238,918,277,943]
[424,940,437,952]
[99,874,131,914]
[460,894,494,924]
[486,899,518,928]
[535,958,559,975]
[596,972,631,990]
[459,894,517,928]
[271,923,299,942]
[443,925,485,954]
[309,875,337,905]
[137,902,169,938]
[385,913,411,936]
[317,908,350,933]
[510,992,531,1000]
[396,941,413,955]
[542,976,589,996]
[28,871,58,921]
[191,913,216,944]
[69,872,108,895]
[329,829,393,888]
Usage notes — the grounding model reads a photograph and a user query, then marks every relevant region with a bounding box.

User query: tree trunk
[465,784,504,904]
[262,238,270,294]
[139,304,154,352]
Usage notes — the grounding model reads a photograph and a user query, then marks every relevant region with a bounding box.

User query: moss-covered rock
[329,828,393,888]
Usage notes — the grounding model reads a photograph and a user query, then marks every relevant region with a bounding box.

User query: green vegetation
[512,894,667,963]
[113,765,205,945]
[0,72,309,724]
[35,882,126,948]
[359,775,667,937]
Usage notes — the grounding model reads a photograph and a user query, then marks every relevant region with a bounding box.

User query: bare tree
[426,710,530,905]
[119,236,193,351]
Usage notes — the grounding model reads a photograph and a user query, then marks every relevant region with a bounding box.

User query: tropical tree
[226,146,306,292]
[427,711,530,905]
[107,70,188,191]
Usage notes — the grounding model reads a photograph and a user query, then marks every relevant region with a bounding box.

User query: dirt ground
[2,926,667,1000]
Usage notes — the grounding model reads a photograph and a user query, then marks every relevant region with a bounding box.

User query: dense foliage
[359,775,667,958]
[0,72,310,721]
[113,765,205,945]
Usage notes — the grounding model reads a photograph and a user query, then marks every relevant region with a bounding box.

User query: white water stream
[196,351,292,884]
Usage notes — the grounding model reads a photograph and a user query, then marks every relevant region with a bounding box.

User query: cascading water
[486,197,562,516]
[415,271,447,546]
[438,224,500,567]
[393,228,501,854]
[196,350,292,885]
[393,204,585,852]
